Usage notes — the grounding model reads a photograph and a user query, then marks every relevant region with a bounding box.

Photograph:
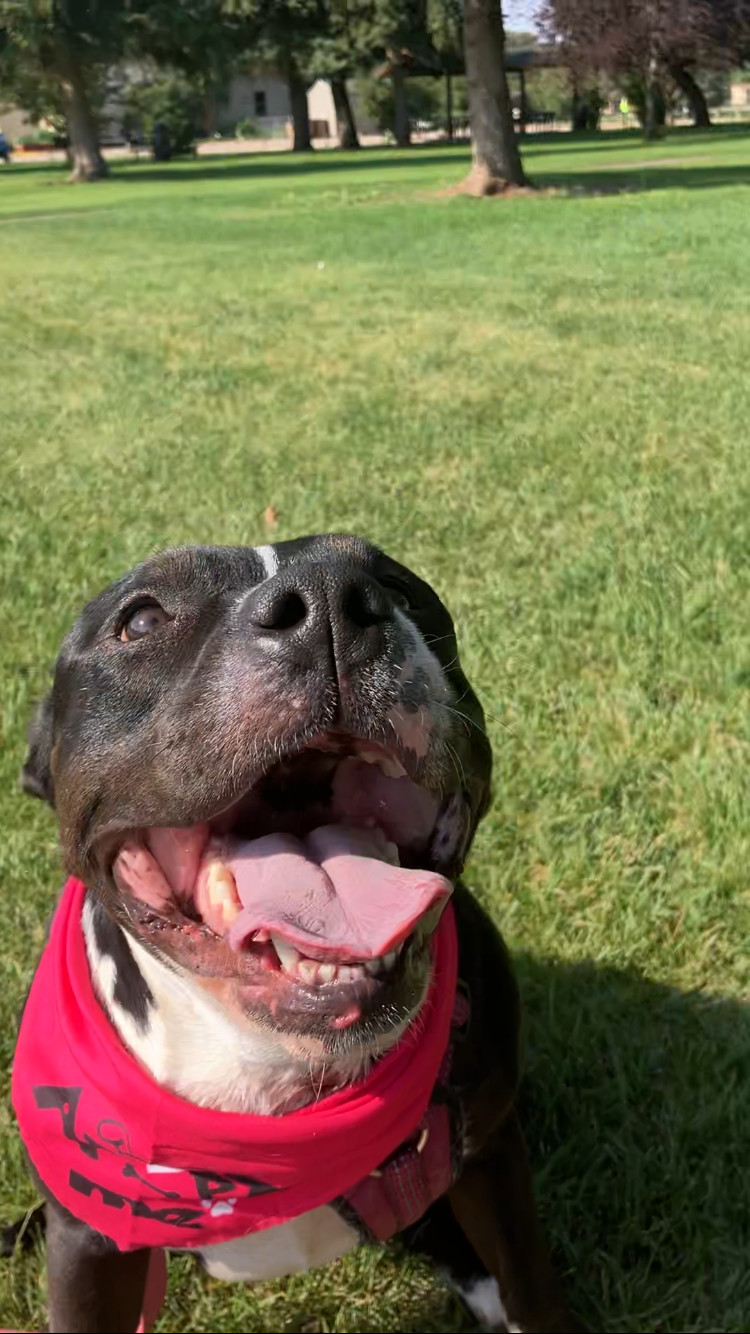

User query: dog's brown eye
[119,603,170,642]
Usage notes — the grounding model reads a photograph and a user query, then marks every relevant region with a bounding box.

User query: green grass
[2,126,750,1332]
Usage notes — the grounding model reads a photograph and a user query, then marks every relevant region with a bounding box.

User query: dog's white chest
[193,1205,359,1281]
[82,903,364,1282]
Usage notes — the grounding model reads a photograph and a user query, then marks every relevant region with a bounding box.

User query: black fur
[87,893,153,1031]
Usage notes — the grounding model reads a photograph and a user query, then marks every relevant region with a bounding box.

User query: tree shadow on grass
[10,132,750,196]
[117,152,750,196]
[512,954,750,1334]
[520,123,750,157]
[113,147,469,186]
[293,955,750,1334]
[533,162,750,193]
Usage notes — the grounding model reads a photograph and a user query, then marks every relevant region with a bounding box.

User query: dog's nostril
[342,581,390,630]
[255,591,308,632]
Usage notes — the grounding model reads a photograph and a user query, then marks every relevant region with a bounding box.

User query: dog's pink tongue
[225,823,451,960]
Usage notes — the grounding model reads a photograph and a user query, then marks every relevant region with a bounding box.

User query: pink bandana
[12,878,457,1252]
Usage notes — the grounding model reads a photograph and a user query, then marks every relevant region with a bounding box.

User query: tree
[0,0,232,180]
[544,0,750,134]
[357,70,441,134]
[669,59,709,126]
[0,0,128,180]
[337,1,438,147]
[224,0,325,150]
[307,1,364,148]
[428,0,463,137]
[461,0,526,193]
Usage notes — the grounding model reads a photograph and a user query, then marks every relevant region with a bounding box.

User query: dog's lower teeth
[269,938,405,984]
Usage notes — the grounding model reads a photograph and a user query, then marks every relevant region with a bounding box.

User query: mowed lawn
[2,127,750,1333]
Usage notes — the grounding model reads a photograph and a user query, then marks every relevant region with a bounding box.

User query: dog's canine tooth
[220,899,241,926]
[206,861,241,924]
[356,746,406,780]
[365,957,383,976]
[376,754,407,779]
[382,949,398,972]
[270,933,301,974]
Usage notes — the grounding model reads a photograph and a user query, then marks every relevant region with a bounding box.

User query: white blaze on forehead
[255,544,279,579]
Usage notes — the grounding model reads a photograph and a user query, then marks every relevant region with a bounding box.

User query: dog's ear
[20,693,55,806]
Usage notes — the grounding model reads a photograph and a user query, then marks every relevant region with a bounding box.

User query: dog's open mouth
[112,734,461,1011]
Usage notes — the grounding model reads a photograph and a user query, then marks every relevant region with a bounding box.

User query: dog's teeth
[298,959,319,983]
[206,861,241,924]
[365,957,383,976]
[358,748,406,779]
[382,949,398,972]
[383,840,400,867]
[206,860,238,903]
[270,934,301,974]
[318,963,337,983]
[376,755,407,779]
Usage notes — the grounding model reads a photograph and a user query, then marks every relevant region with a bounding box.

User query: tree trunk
[391,62,411,147]
[669,63,711,127]
[461,0,526,194]
[332,77,359,149]
[643,52,661,140]
[445,71,454,141]
[288,65,312,151]
[54,39,107,182]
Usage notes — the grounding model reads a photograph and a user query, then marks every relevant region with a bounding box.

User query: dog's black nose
[242,563,394,672]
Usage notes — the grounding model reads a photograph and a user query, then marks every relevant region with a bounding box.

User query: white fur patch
[455,1275,522,1332]
[83,902,410,1118]
[82,905,363,1281]
[255,544,279,579]
[83,908,367,1114]
[194,1204,358,1281]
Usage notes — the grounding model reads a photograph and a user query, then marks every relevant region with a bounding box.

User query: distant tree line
[1,2,747,188]
[0,1,526,192]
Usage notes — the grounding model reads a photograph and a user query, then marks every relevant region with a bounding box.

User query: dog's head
[22,535,491,1061]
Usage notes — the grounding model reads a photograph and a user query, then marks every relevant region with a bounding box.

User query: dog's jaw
[82,895,412,1115]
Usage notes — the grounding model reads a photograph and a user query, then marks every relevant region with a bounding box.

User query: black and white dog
[13,534,578,1333]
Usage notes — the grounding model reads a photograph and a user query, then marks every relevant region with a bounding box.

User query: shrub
[235,117,260,139]
[356,76,441,136]
[18,129,56,147]
[125,75,203,159]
